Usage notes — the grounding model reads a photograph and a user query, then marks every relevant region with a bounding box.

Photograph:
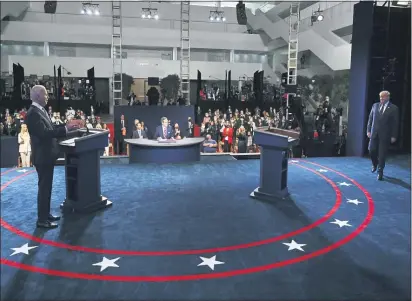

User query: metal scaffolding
[286,2,300,118]
[286,2,300,86]
[111,1,123,107]
[180,1,190,105]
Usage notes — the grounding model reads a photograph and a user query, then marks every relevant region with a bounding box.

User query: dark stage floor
[1,157,411,301]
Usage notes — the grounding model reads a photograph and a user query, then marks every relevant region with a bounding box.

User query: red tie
[163,127,167,138]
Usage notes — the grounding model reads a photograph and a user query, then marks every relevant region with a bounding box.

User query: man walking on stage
[26,85,83,229]
[366,90,399,181]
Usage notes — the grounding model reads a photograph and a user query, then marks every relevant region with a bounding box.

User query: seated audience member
[203,134,217,153]
[102,123,111,156]
[18,123,31,167]
[132,123,148,139]
[141,121,148,133]
[85,119,93,129]
[200,123,207,137]
[95,120,102,129]
[173,123,182,140]
[155,117,173,140]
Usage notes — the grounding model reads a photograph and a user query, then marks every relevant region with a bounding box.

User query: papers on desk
[60,137,78,145]
[158,139,177,143]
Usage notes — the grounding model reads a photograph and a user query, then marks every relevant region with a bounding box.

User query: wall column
[172,47,178,60]
[43,42,50,56]
[230,50,235,63]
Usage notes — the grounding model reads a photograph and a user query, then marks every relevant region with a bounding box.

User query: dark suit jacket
[367,101,399,146]
[155,125,173,139]
[25,104,67,165]
[132,129,148,139]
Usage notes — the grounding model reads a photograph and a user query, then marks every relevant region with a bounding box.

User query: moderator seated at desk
[125,137,205,164]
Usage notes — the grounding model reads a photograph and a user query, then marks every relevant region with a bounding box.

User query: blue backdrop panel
[113,105,195,141]
[346,1,374,157]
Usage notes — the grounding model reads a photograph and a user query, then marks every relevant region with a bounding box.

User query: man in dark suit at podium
[154,117,173,140]
[132,123,148,139]
[26,85,82,229]
[367,90,399,181]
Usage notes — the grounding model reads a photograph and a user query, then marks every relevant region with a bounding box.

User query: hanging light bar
[141,8,159,20]
[81,3,100,15]
[209,10,226,22]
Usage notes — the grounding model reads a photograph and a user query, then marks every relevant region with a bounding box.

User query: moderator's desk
[125,137,205,164]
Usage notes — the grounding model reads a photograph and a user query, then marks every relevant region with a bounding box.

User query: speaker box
[148,77,159,86]
[44,1,57,14]
[236,2,247,25]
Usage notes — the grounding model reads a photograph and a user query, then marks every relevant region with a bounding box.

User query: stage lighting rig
[81,2,100,15]
[209,10,226,22]
[310,8,324,25]
[141,8,159,20]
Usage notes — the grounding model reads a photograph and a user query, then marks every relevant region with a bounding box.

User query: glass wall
[0,41,44,56]
[122,47,173,60]
[177,49,230,62]
[234,51,267,63]
[49,43,110,58]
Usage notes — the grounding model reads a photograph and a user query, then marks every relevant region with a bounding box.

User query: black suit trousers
[369,133,389,170]
[35,164,55,221]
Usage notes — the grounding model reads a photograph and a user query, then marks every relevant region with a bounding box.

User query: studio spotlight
[310,8,324,26]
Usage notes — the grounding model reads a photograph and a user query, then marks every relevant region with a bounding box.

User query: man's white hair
[30,85,46,102]
[379,90,390,97]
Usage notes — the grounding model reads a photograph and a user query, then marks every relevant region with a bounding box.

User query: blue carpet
[0,157,410,300]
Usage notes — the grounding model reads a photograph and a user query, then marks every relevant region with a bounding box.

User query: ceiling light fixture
[209,10,226,22]
[81,2,100,15]
[141,8,159,20]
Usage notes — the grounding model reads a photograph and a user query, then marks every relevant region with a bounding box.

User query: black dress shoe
[377,171,383,181]
[36,220,58,229]
[48,214,61,222]
[371,165,377,173]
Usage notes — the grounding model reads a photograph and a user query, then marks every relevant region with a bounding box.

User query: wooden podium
[250,127,300,201]
[59,128,112,213]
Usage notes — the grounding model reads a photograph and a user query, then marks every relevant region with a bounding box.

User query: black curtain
[12,63,25,109]
[57,66,62,113]
[347,2,411,155]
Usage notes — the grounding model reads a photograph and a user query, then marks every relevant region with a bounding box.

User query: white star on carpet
[337,182,352,186]
[331,219,352,228]
[197,255,224,270]
[17,169,28,173]
[347,199,363,205]
[92,257,120,272]
[317,169,328,173]
[10,243,37,256]
[283,240,306,251]
[289,160,299,163]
